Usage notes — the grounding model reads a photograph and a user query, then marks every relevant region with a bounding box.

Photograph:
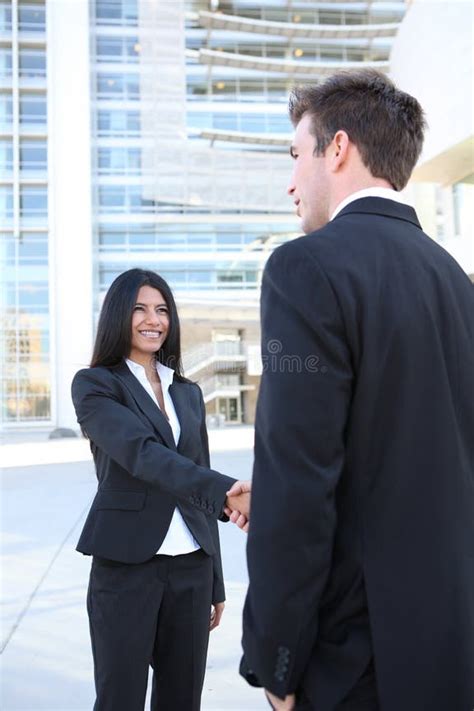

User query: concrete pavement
[0,427,267,711]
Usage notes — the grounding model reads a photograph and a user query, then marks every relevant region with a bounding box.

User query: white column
[390,0,474,276]
[47,0,93,429]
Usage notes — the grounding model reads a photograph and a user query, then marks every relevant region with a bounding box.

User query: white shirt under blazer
[126,358,200,556]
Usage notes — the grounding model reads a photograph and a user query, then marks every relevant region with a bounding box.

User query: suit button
[189,496,195,504]
[207,505,214,514]
[201,502,207,510]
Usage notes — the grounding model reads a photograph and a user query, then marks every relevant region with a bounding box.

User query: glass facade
[87,0,415,419]
[90,0,406,309]
[91,3,253,301]
[0,0,50,425]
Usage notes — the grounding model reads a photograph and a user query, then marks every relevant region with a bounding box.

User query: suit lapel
[169,380,191,454]
[113,360,176,450]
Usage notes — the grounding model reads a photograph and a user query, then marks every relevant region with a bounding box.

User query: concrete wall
[390,0,473,184]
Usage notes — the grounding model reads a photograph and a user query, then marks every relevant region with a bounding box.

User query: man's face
[288,113,331,234]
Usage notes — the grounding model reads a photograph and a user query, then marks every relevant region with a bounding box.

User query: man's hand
[265,690,295,710]
[209,602,225,631]
[225,480,251,532]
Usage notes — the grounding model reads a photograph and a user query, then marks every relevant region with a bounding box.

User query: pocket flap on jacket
[95,490,146,511]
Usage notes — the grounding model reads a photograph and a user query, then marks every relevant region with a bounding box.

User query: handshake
[224,480,252,533]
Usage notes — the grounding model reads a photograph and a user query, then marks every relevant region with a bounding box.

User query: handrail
[183,341,255,378]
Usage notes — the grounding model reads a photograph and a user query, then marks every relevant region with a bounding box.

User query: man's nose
[287,170,296,197]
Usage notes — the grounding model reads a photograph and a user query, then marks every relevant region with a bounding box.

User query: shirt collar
[125,358,175,391]
[156,361,175,390]
[330,187,411,221]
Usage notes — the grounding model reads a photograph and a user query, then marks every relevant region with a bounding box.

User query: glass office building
[94,0,403,298]
[5,0,470,430]
[0,1,50,425]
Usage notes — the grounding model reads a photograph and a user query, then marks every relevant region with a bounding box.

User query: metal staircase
[182,341,257,405]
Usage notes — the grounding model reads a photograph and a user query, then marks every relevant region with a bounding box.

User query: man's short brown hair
[288,70,426,191]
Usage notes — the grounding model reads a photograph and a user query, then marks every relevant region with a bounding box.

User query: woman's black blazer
[71,360,236,603]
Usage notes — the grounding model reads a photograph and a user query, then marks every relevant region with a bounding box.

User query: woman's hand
[210,602,225,631]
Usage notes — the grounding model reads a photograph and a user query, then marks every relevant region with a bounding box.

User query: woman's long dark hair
[90,269,187,380]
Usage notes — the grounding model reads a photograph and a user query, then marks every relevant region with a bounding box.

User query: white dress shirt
[330,187,411,221]
[125,358,200,556]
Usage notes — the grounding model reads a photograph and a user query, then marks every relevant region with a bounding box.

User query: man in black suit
[239,70,474,711]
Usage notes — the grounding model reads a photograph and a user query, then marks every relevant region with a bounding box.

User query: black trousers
[87,549,214,711]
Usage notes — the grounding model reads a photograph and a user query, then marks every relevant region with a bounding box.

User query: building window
[212,329,242,355]
[99,227,127,247]
[0,47,13,78]
[3,378,51,421]
[96,35,140,62]
[187,111,290,134]
[0,185,14,221]
[98,185,153,213]
[0,93,13,128]
[20,92,47,125]
[97,73,140,99]
[18,280,49,308]
[99,266,123,289]
[1,229,51,423]
[98,185,125,210]
[217,270,258,287]
[20,186,48,219]
[19,47,47,78]
[20,139,47,175]
[96,0,138,26]
[97,36,123,61]
[218,397,241,423]
[97,146,141,174]
[96,0,122,21]
[0,139,13,177]
[97,109,140,136]
[18,231,49,263]
[18,3,46,32]
[187,269,212,284]
[0,2,12,31]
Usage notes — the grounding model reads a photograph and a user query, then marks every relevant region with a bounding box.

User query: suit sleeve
[195,385,226,604]
[71,368,236,518]
[241,241,353,698]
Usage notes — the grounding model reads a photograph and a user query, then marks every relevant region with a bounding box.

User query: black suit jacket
[71,360,236,603]
[241,198,474,711]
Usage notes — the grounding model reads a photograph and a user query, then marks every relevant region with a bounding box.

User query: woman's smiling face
[129,285,169,361]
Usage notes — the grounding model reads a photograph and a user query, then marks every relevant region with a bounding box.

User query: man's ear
[329,130,350,171]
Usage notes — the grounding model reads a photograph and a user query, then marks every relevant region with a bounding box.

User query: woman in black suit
[71,268,249,711]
